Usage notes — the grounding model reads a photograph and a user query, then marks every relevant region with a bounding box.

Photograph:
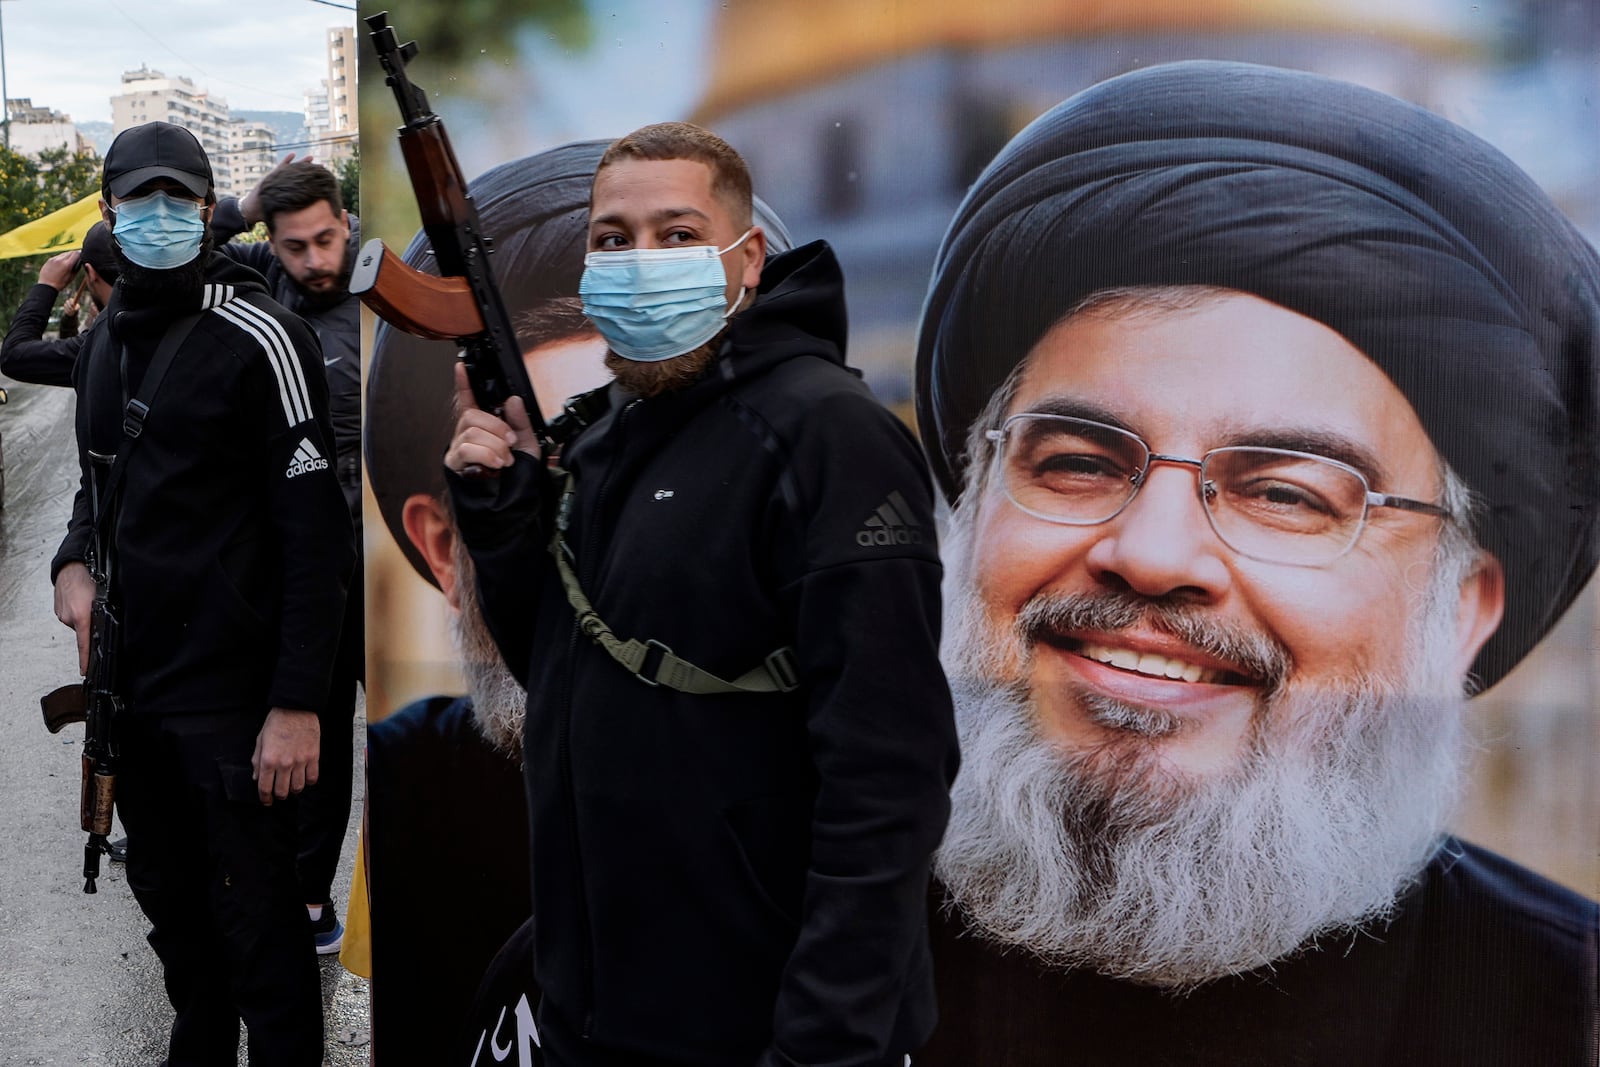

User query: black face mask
[112,229,214,304]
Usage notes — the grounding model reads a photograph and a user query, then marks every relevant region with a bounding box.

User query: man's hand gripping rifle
[351,11,549,454]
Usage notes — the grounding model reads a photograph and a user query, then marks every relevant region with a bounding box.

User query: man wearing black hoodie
[50,121,353,1066]
[445,122,959,1066]
[210,157,363,955]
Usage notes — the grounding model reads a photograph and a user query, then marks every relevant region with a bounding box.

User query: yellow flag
[339,831,373,978]
[0,192,103,260]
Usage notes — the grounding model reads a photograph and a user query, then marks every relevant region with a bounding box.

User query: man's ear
[99,198,114,228]
[1450,551,1505,683]
[401,493,461,609]
[739,225,765,292]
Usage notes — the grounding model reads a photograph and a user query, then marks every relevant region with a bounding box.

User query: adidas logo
[286,438,330,479]
[855,490,925,547]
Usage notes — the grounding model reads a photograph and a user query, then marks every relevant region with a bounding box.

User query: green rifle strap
[546,469,800,695]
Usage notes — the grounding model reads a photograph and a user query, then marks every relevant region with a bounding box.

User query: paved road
[0,377,370,1065]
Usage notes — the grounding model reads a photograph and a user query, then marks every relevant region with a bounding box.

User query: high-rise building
[110,67,241,193]
[327,25,355,160]
[229,120,278,196]
[110,66,287,200]
[306,25,357,167]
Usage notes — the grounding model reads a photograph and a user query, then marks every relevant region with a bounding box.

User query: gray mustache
[1015,591,1291,693]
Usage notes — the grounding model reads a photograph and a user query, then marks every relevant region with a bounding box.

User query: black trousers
[296,562,362,905]
[118,710,323,1067]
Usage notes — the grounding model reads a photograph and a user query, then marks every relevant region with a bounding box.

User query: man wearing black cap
[915,63,1598,1066]
[0,222,119,386]
[49,120,353,1066]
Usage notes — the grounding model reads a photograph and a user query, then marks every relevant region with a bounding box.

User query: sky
[363,0,717,180]
[2,0,356,125]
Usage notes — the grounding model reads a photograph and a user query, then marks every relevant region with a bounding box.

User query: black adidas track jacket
[52,254,354,717]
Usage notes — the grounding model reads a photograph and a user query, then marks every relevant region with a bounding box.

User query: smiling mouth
[1045,635,1257,687]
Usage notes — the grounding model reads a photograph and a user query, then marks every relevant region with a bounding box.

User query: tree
[337,145,360,219]
[35,147,102,209]
[0,146,103,332]
[369,0,590,67]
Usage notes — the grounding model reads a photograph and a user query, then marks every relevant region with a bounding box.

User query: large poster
[358,1,1598,1061]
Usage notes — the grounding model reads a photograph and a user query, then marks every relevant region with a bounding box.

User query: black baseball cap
[102,121,213,200]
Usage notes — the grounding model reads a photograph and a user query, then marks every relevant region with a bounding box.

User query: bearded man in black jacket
[445,122,959,1067]
[210,156,363,956]
[50,121,353,1067]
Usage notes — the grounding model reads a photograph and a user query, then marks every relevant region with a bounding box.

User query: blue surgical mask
[580,229,753,362]
[111,191,207,270]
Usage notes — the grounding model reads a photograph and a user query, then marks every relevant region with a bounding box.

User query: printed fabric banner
[0,191,102,259]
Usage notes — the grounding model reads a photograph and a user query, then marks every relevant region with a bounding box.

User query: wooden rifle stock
[78,592,120,893]
[350,238,483,340]
[363,11,546,438]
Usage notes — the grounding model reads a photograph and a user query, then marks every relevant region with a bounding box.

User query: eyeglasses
[985,413,1451,567]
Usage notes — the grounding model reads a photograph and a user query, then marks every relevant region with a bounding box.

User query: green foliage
[337,146,361,219]
[34,147,102,209]
[0,146,104,337]
[358,0,597,249]
[364,0,591,67]
[231,222,271,245]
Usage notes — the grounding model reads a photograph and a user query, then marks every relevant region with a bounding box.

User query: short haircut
[80,222,121,285]
[257,164,344,232]
[512,296,594,353]
[596,121,753,228]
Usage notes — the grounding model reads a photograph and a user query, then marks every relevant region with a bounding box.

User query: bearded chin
[933,502,1471,991]
[113,231,214,300]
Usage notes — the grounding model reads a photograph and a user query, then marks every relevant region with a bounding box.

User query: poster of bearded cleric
[357,2,1599,1065]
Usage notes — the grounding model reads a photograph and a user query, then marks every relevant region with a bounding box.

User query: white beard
[450,536,528,760]
[933,504,1471,990]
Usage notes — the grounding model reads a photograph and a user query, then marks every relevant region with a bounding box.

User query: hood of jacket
[106,252,270,347]
[719,238,848,381]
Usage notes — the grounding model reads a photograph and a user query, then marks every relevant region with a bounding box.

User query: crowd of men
[5,57,1597,1067]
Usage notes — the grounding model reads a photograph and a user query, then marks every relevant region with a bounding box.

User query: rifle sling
[92,311,204,535]
[546,469,799,696]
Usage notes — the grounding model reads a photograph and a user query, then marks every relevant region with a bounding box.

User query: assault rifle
[40,467,121,894]
[352,11,546,441]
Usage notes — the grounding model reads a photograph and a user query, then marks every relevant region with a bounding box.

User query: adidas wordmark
[856,490,925,547]
[286,438,330,478]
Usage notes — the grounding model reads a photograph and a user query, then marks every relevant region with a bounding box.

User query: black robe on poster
[920,839,1597,1067]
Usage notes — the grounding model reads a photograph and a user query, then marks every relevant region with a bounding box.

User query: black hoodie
[451,241,959,1065]
[211,199,362,523]
[52,253,354,716]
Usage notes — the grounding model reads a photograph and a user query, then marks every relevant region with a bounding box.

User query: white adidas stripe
[213,299,311,427]
[232,299,313,426]
[201,283,235,309]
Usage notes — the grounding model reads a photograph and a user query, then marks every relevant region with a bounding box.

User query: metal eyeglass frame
[984,412,1451,567]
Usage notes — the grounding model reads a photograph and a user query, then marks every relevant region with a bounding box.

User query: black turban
[915,61,1600,689]
[365,139,795,584]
